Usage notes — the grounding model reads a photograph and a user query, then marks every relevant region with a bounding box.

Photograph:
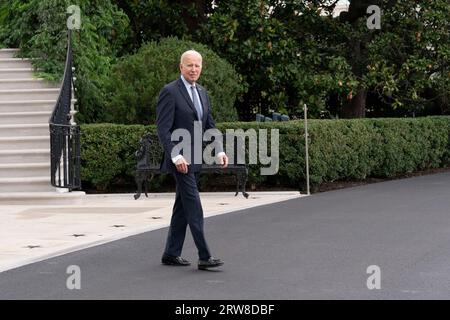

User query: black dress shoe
[161,255,191,266]
[198,257,224,270]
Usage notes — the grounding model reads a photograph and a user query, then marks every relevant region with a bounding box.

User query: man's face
[180,54,202,84]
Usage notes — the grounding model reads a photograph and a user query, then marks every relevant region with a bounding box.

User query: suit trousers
[164,170,211,260]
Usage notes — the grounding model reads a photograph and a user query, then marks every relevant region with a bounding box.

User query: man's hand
[217,153,228,169]
[175,156,189,174]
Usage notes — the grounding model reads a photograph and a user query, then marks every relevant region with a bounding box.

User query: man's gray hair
[180,50,203,65]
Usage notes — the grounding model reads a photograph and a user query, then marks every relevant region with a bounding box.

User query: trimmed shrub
[80,124,148,190]
[103,37,243,125]
[80,116,450,191]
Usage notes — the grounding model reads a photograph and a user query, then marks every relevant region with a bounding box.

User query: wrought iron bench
[134,133,249,200]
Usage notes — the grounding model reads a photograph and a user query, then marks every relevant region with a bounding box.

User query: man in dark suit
[156,50,228,270]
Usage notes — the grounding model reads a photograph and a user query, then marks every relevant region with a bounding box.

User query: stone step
[0,176,54,192]
[0,68,35,79]
[0,190,85,205]
[0,58,32,69]
[0,79,58,90]
[0,163,50,178]
[0,149,49,163]
[0,89,60,101]
[0,49,20,59]
[0,111,52,125]
[0,124,48,137]
[0,100,58,112]
[0,136,49,150]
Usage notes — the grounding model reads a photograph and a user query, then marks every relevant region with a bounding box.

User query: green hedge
[80,116,450,191]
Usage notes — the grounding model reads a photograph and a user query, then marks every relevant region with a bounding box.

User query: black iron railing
[49,30,81,190]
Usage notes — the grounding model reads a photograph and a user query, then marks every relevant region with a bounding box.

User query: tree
[200,0,358,120]
[3,0,447,121]
[337,0,383,118]
[0,0,130,123]
[201,0,450,119]
[362,0,450,117]
[113,0,216,52]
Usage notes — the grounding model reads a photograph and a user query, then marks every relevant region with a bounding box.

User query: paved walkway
[0,191,303,273]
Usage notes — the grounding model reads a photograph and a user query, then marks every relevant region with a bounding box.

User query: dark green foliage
[365,1,450,113]
[2,0,448,121]
[113,0,219,53]
[103,37,243,124]
[0,0,130,123]
[200,0,450,119]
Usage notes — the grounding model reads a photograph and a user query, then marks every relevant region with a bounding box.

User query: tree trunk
[342,88,367,118]
[338,0,382,118]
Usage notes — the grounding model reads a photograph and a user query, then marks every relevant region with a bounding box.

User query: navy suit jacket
[156,77,220,173]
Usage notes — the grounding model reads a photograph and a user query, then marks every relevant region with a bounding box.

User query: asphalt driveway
[1,172,449,299]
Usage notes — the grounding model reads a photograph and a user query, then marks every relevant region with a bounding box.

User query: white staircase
[0,48,84,204]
